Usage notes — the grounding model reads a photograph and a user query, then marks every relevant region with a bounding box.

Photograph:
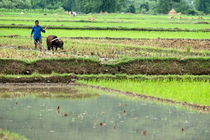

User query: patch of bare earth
[75,39,210,51]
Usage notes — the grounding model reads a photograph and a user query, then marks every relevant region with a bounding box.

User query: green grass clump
[79,79,210,106]
[77,74,210,81]
[0,129,28,140]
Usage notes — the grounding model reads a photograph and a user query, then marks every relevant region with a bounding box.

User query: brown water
[0,85,209,140]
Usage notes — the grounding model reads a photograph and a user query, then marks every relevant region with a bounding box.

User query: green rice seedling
[1,28,210,39]
[79,79,210,106]
[186,46,192,54]
[0,129,28,140]
[1,20,210,30]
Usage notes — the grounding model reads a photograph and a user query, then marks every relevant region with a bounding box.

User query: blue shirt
[31,25,46,39]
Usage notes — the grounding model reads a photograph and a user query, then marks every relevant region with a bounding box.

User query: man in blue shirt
[31,20,47,50]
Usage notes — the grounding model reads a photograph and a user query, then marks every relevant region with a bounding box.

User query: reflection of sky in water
[0,93,209,140]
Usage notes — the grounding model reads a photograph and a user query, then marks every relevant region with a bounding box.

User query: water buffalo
[46,35,64,51]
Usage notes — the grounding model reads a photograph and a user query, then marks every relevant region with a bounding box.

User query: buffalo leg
[52,46,55,54]
[48,45,51,51]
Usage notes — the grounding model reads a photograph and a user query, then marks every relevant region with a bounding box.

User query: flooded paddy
[0,84,209,140]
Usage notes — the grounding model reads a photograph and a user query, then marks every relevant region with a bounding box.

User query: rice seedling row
[79,79,210,106]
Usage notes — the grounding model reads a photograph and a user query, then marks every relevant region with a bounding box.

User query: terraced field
[0,10,210,140]
[0,11,209,107]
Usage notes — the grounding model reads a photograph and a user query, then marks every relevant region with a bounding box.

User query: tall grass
[79,79,210,106]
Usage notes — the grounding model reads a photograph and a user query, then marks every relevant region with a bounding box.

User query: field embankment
[0,58,209,75]
[0,74,209,83]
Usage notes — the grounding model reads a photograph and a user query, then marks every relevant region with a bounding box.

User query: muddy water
[0,85,209,140]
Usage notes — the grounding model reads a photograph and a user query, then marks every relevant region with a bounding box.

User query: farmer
[30,20,47,50]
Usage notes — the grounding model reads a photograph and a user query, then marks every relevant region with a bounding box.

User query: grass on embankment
[77,74,210,81]
[0,129,28,140]
[79,79,210,106]
[0,73,210,82]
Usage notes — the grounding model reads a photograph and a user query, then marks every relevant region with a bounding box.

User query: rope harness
[50,38,61,42]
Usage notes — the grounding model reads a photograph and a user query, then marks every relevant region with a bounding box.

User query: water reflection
[0,85,209,140]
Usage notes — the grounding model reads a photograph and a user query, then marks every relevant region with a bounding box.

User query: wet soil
[0,83,98,99]
[75,38,210,51]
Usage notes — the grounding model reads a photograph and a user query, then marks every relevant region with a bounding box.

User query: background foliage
[0,0,209,14]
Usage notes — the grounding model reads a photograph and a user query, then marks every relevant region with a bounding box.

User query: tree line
[0,0,209,14]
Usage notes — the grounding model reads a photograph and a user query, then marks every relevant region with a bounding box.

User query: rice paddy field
[79,79,210,106]
[0,10,210,140]
[0,10,209,104]
[0,11,210,60]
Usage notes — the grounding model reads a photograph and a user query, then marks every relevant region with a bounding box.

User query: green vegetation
[0,72,70,78]
[0,2,210,140]
[1,28,210,39]
[1,73,210,81]
[1,13,210,21]
[79,79,210,106]
[0,10,209,109]
[0,129,28,140]
[195,0,210,14]
[1,19,210,30]
[0,37,209,60]
[1,12,210,37]
[1,0,209,14]
[76,74,210,81]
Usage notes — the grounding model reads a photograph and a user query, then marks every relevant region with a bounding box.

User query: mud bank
[0,58,209,75]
